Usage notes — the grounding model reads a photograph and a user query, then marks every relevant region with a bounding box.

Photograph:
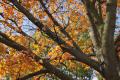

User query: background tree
[0,0,120,80]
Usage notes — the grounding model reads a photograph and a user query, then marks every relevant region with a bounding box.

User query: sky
[0,1,120,80]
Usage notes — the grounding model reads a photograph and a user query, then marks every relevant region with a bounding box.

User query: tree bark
[102,0,120,80]
[0,32,75,80]
[2,0,120,80]
[9,0,102,73]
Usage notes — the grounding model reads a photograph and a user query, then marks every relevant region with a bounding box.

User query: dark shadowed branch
[8,0,103,76]
[0,31,74,80]
[17,69,50,80]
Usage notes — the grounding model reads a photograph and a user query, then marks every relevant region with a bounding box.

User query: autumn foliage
[0,0,120,80]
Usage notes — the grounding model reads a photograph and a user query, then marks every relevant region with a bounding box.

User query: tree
[0,0,120,80]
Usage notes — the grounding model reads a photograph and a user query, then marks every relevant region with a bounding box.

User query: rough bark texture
[0,0,119,80]
[102,0,120,80]
[9,0,101,72]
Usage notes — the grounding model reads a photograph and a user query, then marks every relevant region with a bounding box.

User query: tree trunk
[102,0,120,80]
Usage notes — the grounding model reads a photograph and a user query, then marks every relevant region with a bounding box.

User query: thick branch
[82,0,103,25]
[9,0,102,74]
[42,59,75,80]
[114,33,120,59]
[39,0,81,51]
[17,69,50,80]
[82,0,103,63]
[0,31,41,61]
[82,0,101,48]
[102,0,120,79]
[0,32,74,80]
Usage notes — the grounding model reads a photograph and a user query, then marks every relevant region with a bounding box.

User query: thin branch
[8,0,103,74]
[39,0,81,51]
[0,20,37,43]
[0,31,74,80]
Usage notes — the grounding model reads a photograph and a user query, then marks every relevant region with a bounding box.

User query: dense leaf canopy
[0,0,120,80]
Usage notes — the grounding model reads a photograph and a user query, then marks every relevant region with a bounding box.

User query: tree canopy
[0,0,120,80]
